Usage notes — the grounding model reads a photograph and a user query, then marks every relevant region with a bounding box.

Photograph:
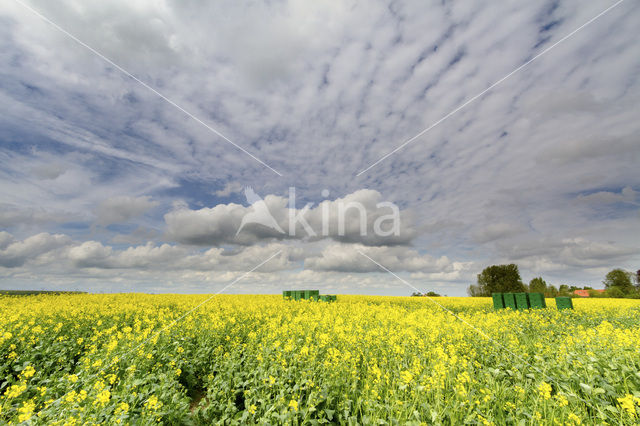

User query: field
[1,294,639,424]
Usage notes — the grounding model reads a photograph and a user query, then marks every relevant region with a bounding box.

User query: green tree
[467,284,484,297]
[528,277,547,293]
[605,286,625,298]
[603,269,633,293]
[545,285,558,298]
[470,264,525,296]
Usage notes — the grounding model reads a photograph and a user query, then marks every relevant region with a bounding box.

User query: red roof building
[573,289,606,297]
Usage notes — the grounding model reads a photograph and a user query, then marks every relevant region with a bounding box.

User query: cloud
[214,182,244,197]
[305,244,452,273]
[95,196,159,226]
[472,223,525,243]
[0,231,14,249]
[0,232,71,267]
[575,186,638,205]
[0,231,298,273]
[496,237,638,271]
[165,189,416,246]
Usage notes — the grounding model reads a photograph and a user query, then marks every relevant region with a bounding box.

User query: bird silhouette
[236,187,285,236]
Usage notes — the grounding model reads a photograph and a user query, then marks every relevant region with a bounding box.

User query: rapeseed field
[1,294,639,424]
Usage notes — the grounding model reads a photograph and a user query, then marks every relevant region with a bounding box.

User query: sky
[0,0,638,296]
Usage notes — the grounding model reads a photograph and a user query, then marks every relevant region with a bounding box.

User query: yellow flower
[22,365,36,379]
[554,393,568,407]
[115,402,130,414]
[538,382,552,400]
[400,370,413,384]
[288,399,298,411]
[65,390,77,403]
[568,412,582,424]
[6,382,27,399]
[18,400,35,422]
[95,389,111,405]
[248,404,257,414]
[145,395,162,411]
[68,374,79,383]
[618,394,637,417]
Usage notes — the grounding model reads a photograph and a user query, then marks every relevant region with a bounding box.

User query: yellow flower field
[1,294,639,424]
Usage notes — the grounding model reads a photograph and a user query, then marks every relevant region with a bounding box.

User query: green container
[528,292,546,309]
[515,293,530,310]
[300,290,319,300]
[556,296,573,310]
[292,290,302,301]
[492,293,505,310]
[503,293,517,310]
[329,295,337,302]
[283,290,292,299]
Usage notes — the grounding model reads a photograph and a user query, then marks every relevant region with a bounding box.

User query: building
[573,289,606,297]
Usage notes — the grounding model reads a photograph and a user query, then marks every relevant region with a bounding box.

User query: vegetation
[528,277,547,294]
[467,264,525,296]
[603,269,635,293]
[410,291,441,297]
[1,294,639,424]
[469,266,640,299]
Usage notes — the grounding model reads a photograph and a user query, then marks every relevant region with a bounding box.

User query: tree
[529,277,547,293]
[603,269,633,293]
[545,285,558,298]
[605,286,625,298]
[469,264,525,296]
[467,284,484,297]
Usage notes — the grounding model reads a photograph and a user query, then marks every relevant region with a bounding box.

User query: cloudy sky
[1,0,638,295]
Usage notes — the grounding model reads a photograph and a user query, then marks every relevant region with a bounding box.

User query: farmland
[1,294,639,424]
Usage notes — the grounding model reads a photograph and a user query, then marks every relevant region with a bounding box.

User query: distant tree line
[468,265,640,298]
[411,291,441,297]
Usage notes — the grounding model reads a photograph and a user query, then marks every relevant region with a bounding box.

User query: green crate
[329,295,337,302]
[492,293,505,309]
[555,296,573,310]
[515,293,530,310]
[528,292,546,309]
[283,290,292,299]
[301,290,320,300]
[503,293,517,310]
[292,290,302,301]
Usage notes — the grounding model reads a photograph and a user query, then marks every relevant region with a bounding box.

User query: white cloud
[496,237,637,271]
[165,189,416,246]
[304,244,452,273]
[472,223,525,244]
[95,196,159,226]
[0,232,71,267]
